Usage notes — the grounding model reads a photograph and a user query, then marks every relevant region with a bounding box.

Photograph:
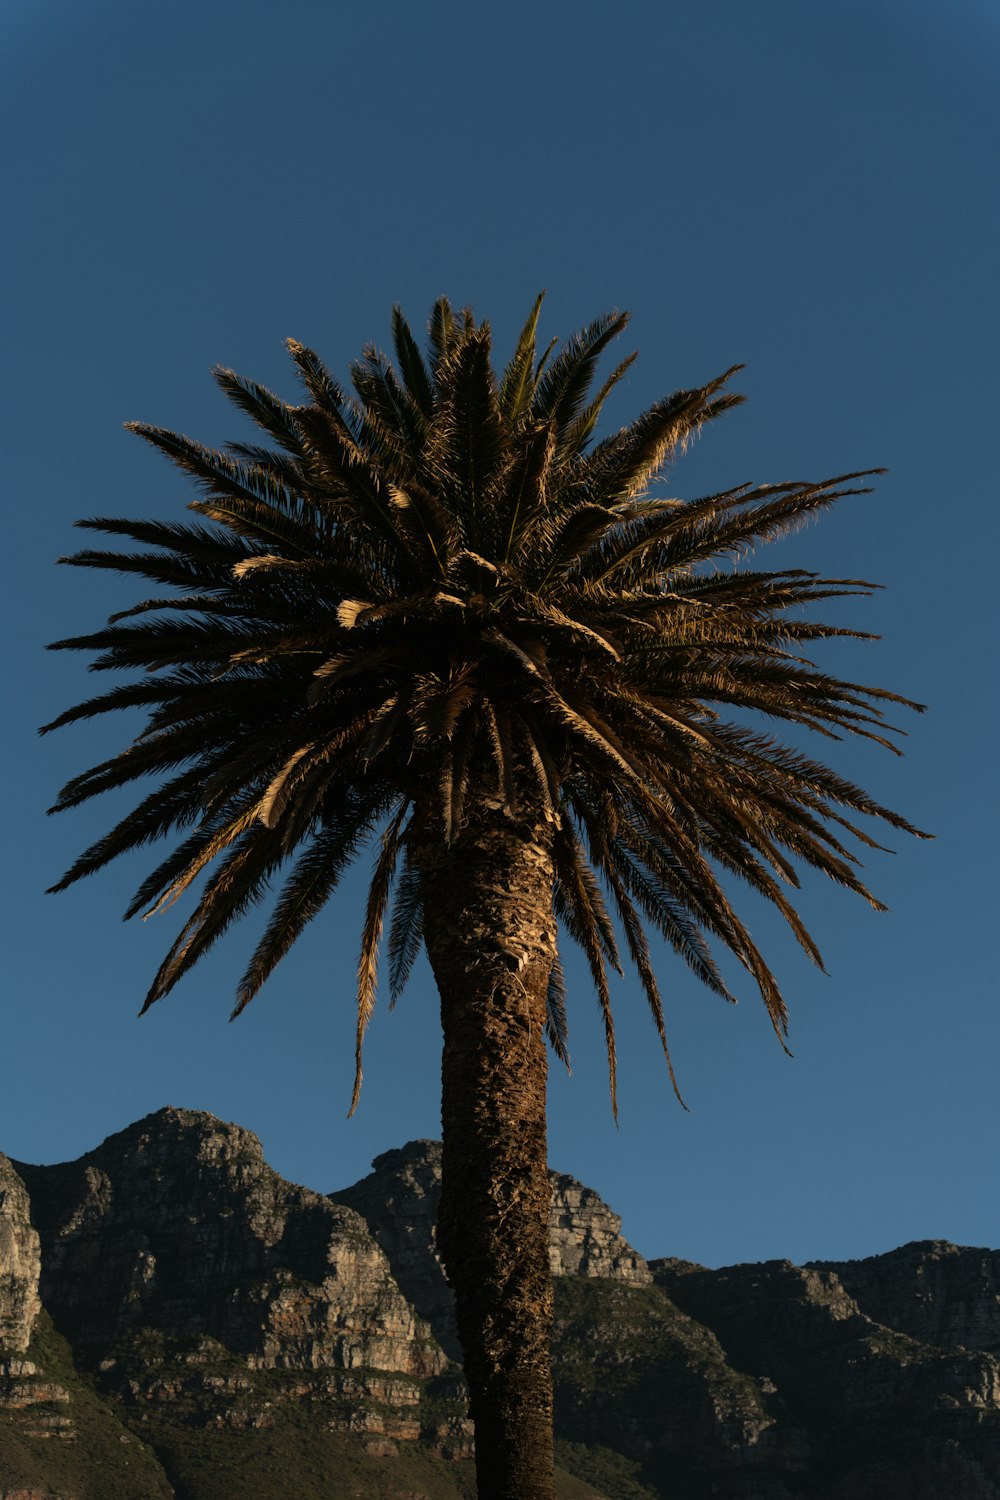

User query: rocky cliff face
[2,1112,469,1500]
[15,1110,445,1384]
[331,1139,649,1361]
[0,1155,78,1478]
[813,1240,1000,1359]
[652,1256,1000,1499]
[2,1109,999,1500]
[0,1158,40,1356]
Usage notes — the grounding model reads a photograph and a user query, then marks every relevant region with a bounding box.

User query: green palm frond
[427,296,456,372]
[532,310,630,433]
[498,291,545,423]
[351,801,409,1114]
[284,338,348,417]
[137,822,286,1013]
[387,846,424,1006]
[212,368,305,453]
[557,351,639,462]
[391,305,435,417]
[545,951,571,1069]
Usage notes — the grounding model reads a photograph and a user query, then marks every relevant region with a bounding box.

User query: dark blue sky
[4,0,997,1267]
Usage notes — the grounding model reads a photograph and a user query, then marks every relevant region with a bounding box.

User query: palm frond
[212,368,305,454]
[285,338,349,416]
[137,824,286,1013]
[427,296,456,372]
[426,325,503,541]
[387,845,424,1005]
[599,856,684,1105]
[498,291,544,423]
[532,311,630,436]
[558,351,639,461]
[545,951,571,1069]
[497,419,557,564]
[391,305,435,416]
[351,802,409,1115]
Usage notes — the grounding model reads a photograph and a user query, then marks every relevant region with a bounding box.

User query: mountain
[2,1108,999,1499]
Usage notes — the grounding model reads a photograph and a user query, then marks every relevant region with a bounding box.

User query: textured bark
[414,801,558,1500]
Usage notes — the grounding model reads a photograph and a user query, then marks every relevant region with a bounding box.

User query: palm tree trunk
[414,802,557,1500]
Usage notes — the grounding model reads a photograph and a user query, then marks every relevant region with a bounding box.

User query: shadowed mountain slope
[2,1109,998,1499]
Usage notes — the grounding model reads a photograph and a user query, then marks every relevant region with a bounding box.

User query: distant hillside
[2,1109,999,1499]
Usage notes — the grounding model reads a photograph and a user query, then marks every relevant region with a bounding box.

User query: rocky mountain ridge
[2,1108,999,1499]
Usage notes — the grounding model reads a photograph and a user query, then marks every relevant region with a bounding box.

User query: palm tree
[44,297,927,1500]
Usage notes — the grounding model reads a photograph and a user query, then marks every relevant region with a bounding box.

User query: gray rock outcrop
[548,1166,651,1285]
[331,1138,649,1360]
[653,1255,1000,1498]
[0,1157,76,1468]
[14,1108,446,1384]
[814,1239,1000,1359]
[0,1158,40,1356]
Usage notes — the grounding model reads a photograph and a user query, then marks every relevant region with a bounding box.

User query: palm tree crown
[44,296,927,1111]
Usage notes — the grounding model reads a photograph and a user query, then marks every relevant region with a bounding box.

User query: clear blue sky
[3,0,997,1269]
